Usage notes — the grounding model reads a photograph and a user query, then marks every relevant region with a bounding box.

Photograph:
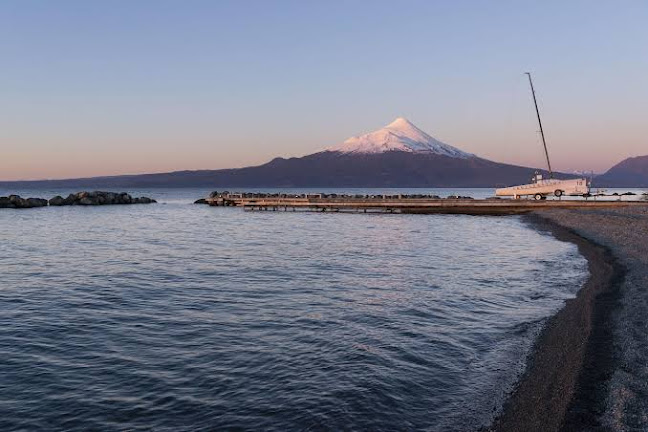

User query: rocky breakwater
[0,195,49,209]
[49,191,156,206]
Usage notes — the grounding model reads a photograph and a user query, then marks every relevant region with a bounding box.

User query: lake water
[0,188,588,431]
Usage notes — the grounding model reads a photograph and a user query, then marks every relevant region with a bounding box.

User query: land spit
[492,207,648,432]
[0,191,156,209]
[200,192,648,215]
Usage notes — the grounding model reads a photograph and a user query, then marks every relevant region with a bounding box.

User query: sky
[1,0,647,180]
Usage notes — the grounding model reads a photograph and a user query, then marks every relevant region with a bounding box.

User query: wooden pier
[205,194,648,216]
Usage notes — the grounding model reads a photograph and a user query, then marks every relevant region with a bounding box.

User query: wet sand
[492,207,648,432]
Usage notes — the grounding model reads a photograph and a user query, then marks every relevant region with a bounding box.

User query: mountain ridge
[0,151,571,189]
[595,155,648,187]
[0,118,599,189]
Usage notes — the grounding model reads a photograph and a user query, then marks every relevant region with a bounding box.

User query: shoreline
[490,212,624,432]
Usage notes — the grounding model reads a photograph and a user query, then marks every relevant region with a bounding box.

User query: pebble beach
[494,207,648,431]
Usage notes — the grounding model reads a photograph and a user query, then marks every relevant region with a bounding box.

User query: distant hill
[1,118,575,189]
[595,156,648,188]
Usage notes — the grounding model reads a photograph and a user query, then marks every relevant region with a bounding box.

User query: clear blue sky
[1,0,647,180]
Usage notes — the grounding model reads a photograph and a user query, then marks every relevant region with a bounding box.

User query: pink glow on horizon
[1,2,646,181]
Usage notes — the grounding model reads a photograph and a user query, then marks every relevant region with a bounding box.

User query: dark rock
[119,193,132,204]
[0,195,48,209]
[49,195,65,206]
[26,198,48,207]
[78,197,95,205]
[48,191,157,206]
[0,196,15,208]
[194,198,208,204]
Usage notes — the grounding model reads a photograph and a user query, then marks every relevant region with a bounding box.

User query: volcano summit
[328,117,474,158]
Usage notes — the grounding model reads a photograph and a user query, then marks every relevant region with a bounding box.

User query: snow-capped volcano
[328,117,474,159]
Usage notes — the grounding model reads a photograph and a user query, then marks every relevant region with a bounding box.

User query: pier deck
[206,196,648,216]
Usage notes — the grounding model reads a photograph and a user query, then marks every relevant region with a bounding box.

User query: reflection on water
[0,189,587,431]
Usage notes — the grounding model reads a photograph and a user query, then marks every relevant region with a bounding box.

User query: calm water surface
[0,188,587,431]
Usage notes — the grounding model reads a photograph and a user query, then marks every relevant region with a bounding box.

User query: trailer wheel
[554,189,563,197]
[534,193,543,201]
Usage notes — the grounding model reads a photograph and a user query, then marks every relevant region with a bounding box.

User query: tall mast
[525,72,553,178]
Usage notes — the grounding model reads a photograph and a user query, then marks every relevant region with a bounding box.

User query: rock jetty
[1,191,156,209]
[205,191,446,200]
[0,195,48,209]
[48,191,156,206]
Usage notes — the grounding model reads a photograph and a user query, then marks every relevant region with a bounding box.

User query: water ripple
[0,190,587,431]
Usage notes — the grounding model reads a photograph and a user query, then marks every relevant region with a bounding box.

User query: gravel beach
[492,206,648,432]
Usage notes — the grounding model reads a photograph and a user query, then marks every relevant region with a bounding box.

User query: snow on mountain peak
[328,118,474,158]
[386,117,416,129]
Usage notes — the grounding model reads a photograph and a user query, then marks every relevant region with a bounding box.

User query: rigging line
[525,72,553,178]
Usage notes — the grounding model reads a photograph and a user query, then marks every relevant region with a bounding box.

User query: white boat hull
[496,178,589,199]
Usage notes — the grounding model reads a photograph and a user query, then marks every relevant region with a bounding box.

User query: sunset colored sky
[1,0,647,180]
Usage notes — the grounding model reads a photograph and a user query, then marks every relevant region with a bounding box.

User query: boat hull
[495,178,589,198]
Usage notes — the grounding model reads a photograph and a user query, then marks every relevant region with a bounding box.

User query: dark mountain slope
[595,156,648,187]
[0,151,571,189]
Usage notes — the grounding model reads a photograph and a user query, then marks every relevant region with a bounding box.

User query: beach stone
[535,207,648,430]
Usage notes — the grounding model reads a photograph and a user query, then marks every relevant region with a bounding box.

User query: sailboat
[495,73,590,200]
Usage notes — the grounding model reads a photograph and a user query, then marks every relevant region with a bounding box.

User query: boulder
[26,198,48,207]
[2,191,156,208]
[194,198,208,204]
[0,195,48,209]
[51,191,157,206]
[49,195,65,206]
[78,197,95,205]
[118,193,132,204]
[0,196,15,208]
